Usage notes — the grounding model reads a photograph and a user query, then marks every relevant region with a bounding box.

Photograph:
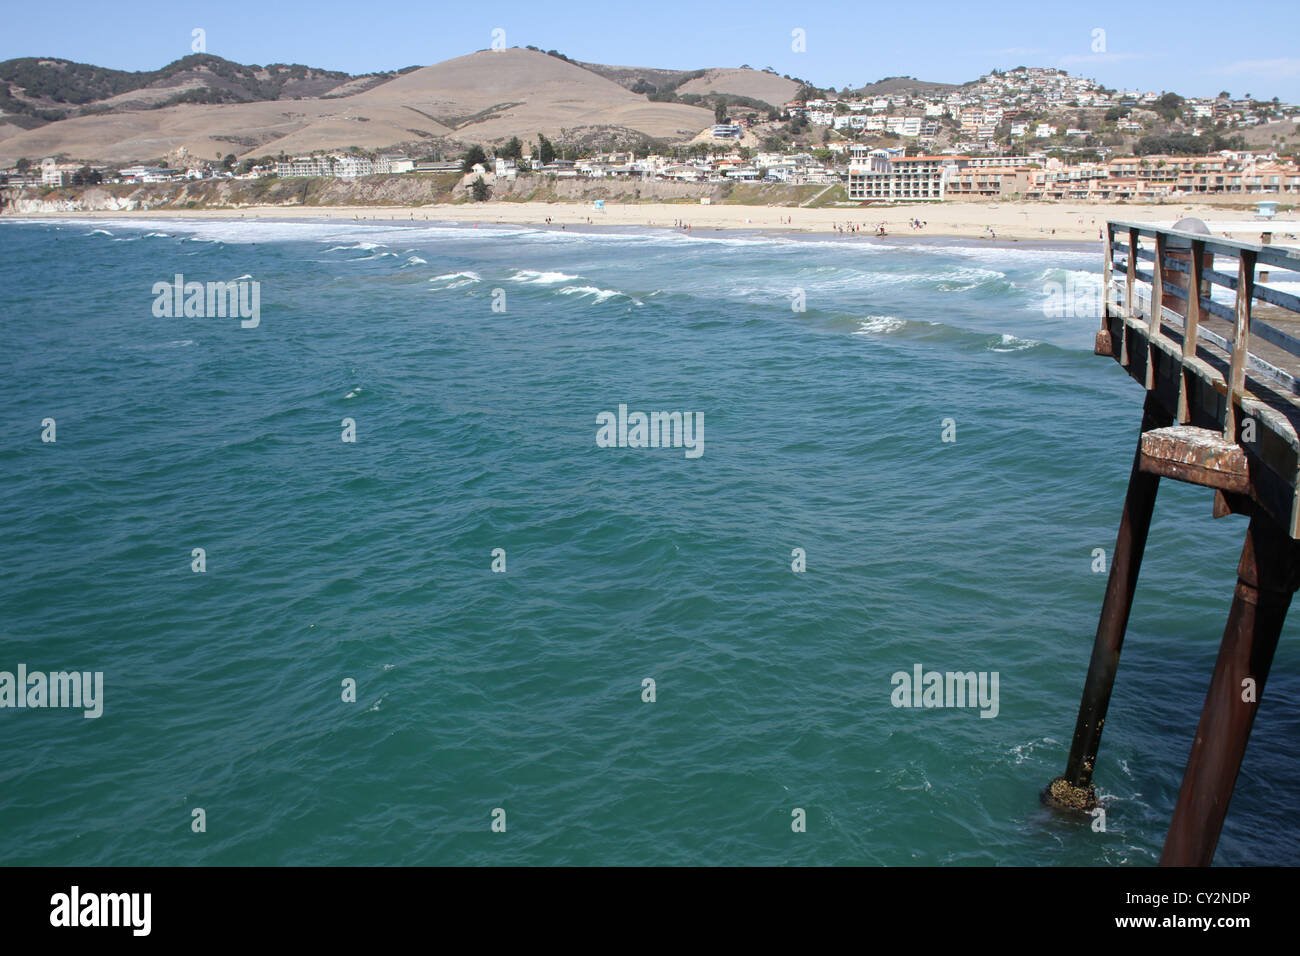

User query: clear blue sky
[4,0,1299,102]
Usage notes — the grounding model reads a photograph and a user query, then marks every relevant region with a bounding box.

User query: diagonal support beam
[1161,513,1300,865]
[1044,390,1173,810]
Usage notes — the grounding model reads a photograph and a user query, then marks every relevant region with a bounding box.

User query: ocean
[1,216,1297,866]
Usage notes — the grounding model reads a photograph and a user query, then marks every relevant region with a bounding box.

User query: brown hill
[676,68,801,108]
[573,61,701,94]
[852,76,960,97]
[345,48,712,144]
[0,48,713,166]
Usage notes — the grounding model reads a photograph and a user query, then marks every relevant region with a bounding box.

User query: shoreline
[1,198,1269,244]
[1,211,1101,254]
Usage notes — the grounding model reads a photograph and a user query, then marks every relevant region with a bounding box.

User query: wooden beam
[1213,489,1254,519]
[1145,233,1166,390]
[1103,222,1114,307]
[1177,239,1205,423]
[1126,227,1138,320]
[1226,250,1257,440]
[1140,425,1250,493]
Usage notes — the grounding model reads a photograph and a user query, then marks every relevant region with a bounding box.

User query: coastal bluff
[0,172,746,215]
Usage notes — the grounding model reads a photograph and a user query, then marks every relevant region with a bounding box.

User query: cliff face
[0,175,460,213]
[3,187,142,213]
[1,173,727,214]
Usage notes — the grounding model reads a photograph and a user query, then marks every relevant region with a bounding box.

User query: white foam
[508,269,580,284]
[558,284,635,303]
[1031,266,1101,284]
[428,271,481,289]
[989,333,1038,352]
[932,265,1009,290]
[855,316,906,335]
[324,241,381,252]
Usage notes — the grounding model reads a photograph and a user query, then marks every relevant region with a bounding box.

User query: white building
[276,154,413,178]
[848,153,958,200]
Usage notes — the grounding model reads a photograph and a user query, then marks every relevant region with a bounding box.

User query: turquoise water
[1,217,1297,866]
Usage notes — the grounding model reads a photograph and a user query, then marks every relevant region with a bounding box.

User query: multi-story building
[945,165,1034,198]
[847,155,966,201]
[277,156,334,178]
[276,154,413,178]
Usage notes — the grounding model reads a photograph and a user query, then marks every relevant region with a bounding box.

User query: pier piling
[1161,513,1300,865]
[1044,392,1171,811]
[1045,219,1300,862]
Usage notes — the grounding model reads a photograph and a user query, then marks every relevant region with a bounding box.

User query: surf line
[595,404,704,459]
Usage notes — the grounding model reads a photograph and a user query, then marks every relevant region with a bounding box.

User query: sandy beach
[9,198,1293,244]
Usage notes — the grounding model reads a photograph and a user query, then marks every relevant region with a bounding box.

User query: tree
[221,153,236,169]
[15,157,30,173]
[536,132,555,165]
[714,102,728,124]
[461,145,488,172]
[498,136,523,161]
[470,176,491,202]
[1153,92,1184,122]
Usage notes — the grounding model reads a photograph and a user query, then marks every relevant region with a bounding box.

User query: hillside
[0,48,714,165]
[342,48,711,145]
[573,61,701,94]
[852,75,961,97]
[0,55,409,123]
[676,68,801,108]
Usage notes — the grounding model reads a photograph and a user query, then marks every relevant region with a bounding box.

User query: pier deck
[1046,219,1300,865]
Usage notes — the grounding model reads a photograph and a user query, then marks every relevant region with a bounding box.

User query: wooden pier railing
[1045,219,1300,865]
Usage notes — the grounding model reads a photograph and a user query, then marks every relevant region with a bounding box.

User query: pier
[1044,218,1300,865]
